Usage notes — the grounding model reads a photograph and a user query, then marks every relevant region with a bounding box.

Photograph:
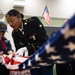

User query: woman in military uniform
[5,9,53,75]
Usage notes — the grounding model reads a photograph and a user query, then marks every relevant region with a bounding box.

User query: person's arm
[26,17,48,55]
[12,34,23,51]
[0,51,3,56]
[6,40,14,55]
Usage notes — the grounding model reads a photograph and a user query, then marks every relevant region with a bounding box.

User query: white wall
[0,0,75,18]
[0,0,13,14]
[5,25,16,51]
[24,0,75,18]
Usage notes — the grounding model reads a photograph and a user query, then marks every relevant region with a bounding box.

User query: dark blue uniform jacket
[0,37,13,54]
[12,17,48,55]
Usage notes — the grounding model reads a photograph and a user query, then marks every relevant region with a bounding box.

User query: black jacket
[12,17,48,55]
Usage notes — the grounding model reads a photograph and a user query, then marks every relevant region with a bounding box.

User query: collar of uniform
[18,23,23,32]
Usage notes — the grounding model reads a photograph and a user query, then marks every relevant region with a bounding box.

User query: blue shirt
[0,37,13,54]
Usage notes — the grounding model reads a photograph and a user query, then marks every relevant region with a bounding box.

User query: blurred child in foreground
[0,22,14,75]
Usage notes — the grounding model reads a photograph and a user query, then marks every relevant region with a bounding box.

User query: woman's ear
[17,14,22,21]
[16,14,20,19]
[17,14,21,18]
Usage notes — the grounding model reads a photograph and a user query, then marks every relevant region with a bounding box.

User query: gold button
[39,24,42,27]
[25,22,27,25]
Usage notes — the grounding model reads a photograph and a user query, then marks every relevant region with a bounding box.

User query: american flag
[1,15,75,70]
[1,54,30,70]
[43,5,52,25]
[18,14,75,70]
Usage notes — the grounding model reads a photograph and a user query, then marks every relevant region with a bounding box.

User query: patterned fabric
[1,54,30,70]
[10,70,31,75]
[1,54,31,75]
[43,5,52,25]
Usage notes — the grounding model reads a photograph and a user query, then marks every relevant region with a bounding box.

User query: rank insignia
[30,35,36,40]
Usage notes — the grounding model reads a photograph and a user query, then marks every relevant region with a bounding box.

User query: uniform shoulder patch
[24,17,34,25]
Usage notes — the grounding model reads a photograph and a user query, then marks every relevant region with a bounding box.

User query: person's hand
[0,51,3,63]
[0,51,3,56]
[16,47,28,56]
[0,56,3,63]
[7,51,15,55]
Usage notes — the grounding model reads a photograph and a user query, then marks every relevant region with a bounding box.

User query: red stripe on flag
[43,5,52,25]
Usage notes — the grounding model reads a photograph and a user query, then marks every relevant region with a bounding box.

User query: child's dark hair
[6,9,24,19]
